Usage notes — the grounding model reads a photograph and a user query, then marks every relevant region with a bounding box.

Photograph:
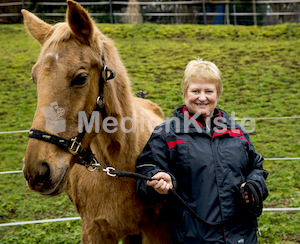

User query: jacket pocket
[219,137,249,177]
[169,142,190,177]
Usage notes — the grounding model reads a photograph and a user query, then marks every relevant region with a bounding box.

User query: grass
[0,23,299,243]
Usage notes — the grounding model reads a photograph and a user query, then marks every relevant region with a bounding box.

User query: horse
[22,1,171,243]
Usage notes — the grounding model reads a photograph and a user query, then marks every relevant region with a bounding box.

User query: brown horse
[22,1,170,243]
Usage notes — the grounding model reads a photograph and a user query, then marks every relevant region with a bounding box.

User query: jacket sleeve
[243,130,269,201]
[136,126,176,203]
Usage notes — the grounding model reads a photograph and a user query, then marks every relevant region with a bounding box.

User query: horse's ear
[21,9,53,45]
[67,0,94,45]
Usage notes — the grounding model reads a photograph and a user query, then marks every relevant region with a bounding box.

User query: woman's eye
[71,73,88,86]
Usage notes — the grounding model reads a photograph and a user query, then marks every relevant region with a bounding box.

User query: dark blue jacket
[136,105,268,244]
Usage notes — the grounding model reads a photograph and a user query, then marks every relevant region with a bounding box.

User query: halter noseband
[28,52,115,172]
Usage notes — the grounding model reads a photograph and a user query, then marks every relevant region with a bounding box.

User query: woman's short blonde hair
[182,58,223,98]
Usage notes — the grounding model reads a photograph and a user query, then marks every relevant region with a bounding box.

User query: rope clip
[103,166,116,177]
[86,158,102,172]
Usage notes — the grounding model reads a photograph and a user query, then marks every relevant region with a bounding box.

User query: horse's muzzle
[23,159,68,195]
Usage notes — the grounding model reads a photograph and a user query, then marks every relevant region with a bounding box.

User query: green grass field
[0,23,299,243]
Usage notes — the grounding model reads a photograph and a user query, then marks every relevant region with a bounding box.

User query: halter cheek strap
[96,53,115,119]
[28,52,115,170]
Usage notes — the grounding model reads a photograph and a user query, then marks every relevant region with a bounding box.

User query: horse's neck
[91,124,139,172]
[102,37,135,122]
[90,35,141,170]
[93,80,138,170]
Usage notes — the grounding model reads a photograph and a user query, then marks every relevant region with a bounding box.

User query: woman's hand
[241,182,253,204]
[147,172,173,195]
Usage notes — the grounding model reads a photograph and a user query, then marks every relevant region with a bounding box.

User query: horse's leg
[136,206,171,244]
[80,219,90,244]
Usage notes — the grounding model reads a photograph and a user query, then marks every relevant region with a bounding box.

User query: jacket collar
[172,105,240,136]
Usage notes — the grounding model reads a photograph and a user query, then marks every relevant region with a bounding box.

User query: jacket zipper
[210,137,227,243]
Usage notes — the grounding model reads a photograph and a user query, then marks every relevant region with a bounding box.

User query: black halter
[29,53,115,172]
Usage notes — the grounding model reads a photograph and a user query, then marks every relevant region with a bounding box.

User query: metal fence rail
[1,157,299,175]
[0,115,298,135]
[1,207,300,227]
[0,0,299,25]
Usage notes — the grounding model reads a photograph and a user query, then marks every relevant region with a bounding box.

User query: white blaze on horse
[22,1,170,243]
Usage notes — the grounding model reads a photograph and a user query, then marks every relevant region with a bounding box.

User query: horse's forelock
[40,23,72,50]
[44,22,105,57]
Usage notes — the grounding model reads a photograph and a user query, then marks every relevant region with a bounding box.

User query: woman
[136,59,268,243]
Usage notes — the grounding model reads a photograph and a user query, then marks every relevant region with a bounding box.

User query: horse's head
[22,0,111,195]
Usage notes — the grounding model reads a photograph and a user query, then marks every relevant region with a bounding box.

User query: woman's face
[184,79,219,119]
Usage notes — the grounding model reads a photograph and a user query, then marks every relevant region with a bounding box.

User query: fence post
[252,0,257,25]
[202,0,207,25]
[225,1,230,24]
[109,0,113,23]
[176,3,179,24]
[233,4,237,25]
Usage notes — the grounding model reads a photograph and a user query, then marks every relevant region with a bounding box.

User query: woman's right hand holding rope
[147,172,173,195]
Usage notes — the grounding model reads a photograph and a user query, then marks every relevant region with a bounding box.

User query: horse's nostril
[41,162,50,176]
[40,162,50,179]
[34,162,51,186]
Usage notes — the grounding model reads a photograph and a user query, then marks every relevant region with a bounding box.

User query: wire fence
[1,206,300,227]
[0,167,299,228]
[0,0,299,25]
[0,116,299,228]
[2,156,300,175]
[0,115,299,135]
[1,157,299,175]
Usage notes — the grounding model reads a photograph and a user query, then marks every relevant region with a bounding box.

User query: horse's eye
[71,73,88,86]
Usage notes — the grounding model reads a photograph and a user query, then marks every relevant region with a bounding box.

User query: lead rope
[100,167,225,226]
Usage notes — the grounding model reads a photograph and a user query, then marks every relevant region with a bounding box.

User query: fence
[0,117,299,228]
[1,158,300,228]
[0,0,299,25]
[0,146,299,228]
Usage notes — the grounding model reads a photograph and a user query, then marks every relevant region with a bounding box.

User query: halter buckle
[68,137,82,155]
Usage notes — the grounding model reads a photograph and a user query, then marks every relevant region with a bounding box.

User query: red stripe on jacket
[182,106,203,128]
[167,140,188,149]
[212,128,250,147]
